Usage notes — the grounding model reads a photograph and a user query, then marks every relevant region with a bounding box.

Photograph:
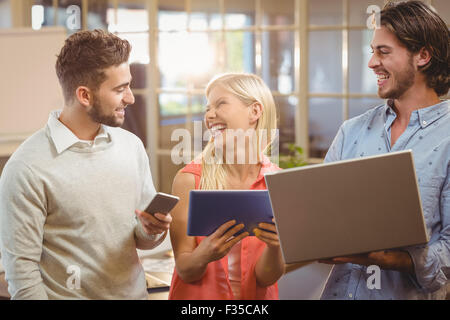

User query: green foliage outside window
[279,143,308,169]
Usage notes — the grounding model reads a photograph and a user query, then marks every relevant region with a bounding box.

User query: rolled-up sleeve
[0,161,48,299]
[405,173,450,293]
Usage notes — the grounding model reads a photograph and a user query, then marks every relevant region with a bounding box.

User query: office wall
[0,27,66,157]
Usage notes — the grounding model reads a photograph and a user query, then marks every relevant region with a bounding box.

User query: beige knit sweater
[0,111,164,299]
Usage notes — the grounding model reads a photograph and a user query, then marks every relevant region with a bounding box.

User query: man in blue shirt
[319,1,449,299]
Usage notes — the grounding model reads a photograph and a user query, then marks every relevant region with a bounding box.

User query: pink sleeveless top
[168,157,281,300]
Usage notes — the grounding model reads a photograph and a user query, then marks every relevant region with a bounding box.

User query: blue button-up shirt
[320,99,450,300]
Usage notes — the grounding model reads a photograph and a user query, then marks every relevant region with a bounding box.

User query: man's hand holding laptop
[318,250,414,274]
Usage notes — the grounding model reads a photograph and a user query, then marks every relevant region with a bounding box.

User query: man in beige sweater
[0,30,172,299]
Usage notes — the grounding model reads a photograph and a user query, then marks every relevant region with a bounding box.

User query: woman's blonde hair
[199,73,278,190]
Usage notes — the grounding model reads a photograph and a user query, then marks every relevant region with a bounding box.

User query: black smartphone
[144,192,179,215]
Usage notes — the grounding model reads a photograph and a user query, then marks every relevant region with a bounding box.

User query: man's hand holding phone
[135,209,172,236]
[135,192,179,236]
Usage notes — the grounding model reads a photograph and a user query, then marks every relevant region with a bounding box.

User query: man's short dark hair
[381,1,449,96]
[55,29,131,103]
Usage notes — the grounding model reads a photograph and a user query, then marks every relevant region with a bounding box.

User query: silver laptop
[264,150,429,264]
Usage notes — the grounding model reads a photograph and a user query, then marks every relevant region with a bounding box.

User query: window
[307,0,385,159]
[20,0,450,192]
[0,0,11,28]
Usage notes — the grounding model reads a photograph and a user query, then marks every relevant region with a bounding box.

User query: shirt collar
[47,110,111,154]
[383,99,449,128]
[417,100,449,128]
[383,99,395,116]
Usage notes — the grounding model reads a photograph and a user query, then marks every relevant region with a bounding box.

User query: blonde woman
[168,73,284,300]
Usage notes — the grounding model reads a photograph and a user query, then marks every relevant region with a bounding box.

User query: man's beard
[87,94,124,127]
[378,55,415,99]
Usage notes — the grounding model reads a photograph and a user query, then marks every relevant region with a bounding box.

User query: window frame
[14,0,450,190]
